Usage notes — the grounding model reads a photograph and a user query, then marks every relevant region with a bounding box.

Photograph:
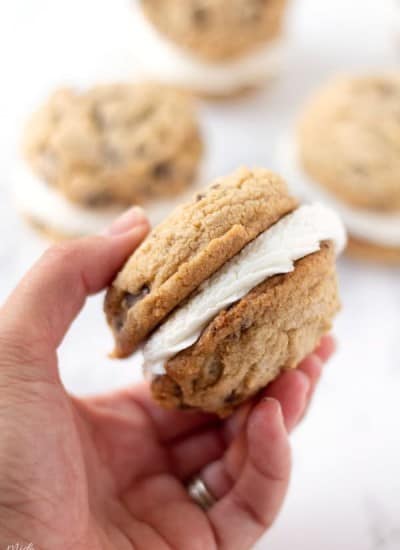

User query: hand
[0,208,335,550]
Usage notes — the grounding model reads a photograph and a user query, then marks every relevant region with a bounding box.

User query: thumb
[0,207,149,368]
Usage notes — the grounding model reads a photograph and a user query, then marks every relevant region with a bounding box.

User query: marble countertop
[1,1,400,548]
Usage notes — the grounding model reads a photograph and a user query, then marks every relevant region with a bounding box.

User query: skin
[0,207,335,550]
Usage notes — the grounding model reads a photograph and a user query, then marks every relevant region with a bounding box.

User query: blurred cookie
[18,83,203,238]
[279,74,400,263]
[132,0,288,97]
[105,167,346,416]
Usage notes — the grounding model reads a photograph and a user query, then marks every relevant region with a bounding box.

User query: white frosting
[13,164,124,236]
[132,2,285,95]
[278,136,400,247]
[143,203,346,378]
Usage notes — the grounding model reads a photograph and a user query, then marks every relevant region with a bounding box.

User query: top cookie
[105,167,297,357]
[298,74,400,213]
[23,83,203,208]
[139,0,288,62]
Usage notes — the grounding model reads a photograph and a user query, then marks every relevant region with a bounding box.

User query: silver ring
[187,477,216,511]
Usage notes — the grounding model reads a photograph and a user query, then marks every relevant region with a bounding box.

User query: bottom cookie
[25,215,71,241]
[151,242,339,416]
[346,236,400,265]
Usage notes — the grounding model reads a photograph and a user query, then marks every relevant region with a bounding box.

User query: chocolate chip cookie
[280,74,400,263]
[105,167,345,415]
[23,83,203,209]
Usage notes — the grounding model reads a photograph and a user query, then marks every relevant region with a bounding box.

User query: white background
[0,1,400,549]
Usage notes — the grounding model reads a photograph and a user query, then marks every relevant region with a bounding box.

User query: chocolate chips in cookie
[105,167,346,416]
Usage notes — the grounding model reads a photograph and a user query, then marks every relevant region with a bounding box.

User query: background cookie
[140,0,288,62]
[298,75,400,212]
[23,83,203,208]
[346,236,400,264]
[280,74,400,263]
[105,167,298,356]
[132,0,288,96]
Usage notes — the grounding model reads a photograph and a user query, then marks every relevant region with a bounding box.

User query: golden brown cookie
[346,237,400,264]
[105,167,298,356]
[290,74,400,263]
[23,83,203,209]
[139,0,288,62]
[152,242,339,416]
[298,74,400,213]
[105,167,345,416]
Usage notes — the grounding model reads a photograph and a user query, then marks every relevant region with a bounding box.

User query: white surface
[131,1,285,95]
[144,203,346,377]
[278,136,400,247]
[0,1,400,549]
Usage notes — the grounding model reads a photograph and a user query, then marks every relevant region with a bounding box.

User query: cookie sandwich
[132,0,288,97]
[105,168,346,416]
[280,74,400,263]
[17,83,203,238]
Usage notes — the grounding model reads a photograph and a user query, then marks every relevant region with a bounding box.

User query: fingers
[263,334,336,432]
[262,369,310,432]
[102,206,147,236]
[88,382,219,443]
[208,399,291,550]
[169,426,226,480]
[199,369,310,500]
[196,337,336,548]
[314,334,336,362]
[0,207,149,363]
[131,335,335,482]
[132,336,335,444]
[296,335,335,423]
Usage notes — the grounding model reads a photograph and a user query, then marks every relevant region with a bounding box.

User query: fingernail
[315,334,336,363]
[263,397,282,412]
[103,207,148,236]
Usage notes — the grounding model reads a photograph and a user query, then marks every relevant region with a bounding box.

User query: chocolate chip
[133,105,155,124]
[240,318,253,331]
[153,162,171,179]
[224,390,239,404]
[84,191,113,207]
[376,82,396,96]
[122,286,149,310]
[351,164,368,176]
[113,315,124,332]
[195,192,205,201]
[206,357,223,381]
[92,106,105,129]
[103,144,122,166]
[192,5,209,26]
[135,143,147,156]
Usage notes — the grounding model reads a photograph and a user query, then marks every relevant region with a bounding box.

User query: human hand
[0,208,335,550]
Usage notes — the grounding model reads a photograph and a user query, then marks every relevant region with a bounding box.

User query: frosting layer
[143,203,346,377]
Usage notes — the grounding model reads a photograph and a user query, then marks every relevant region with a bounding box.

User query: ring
[187,476,216,511]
